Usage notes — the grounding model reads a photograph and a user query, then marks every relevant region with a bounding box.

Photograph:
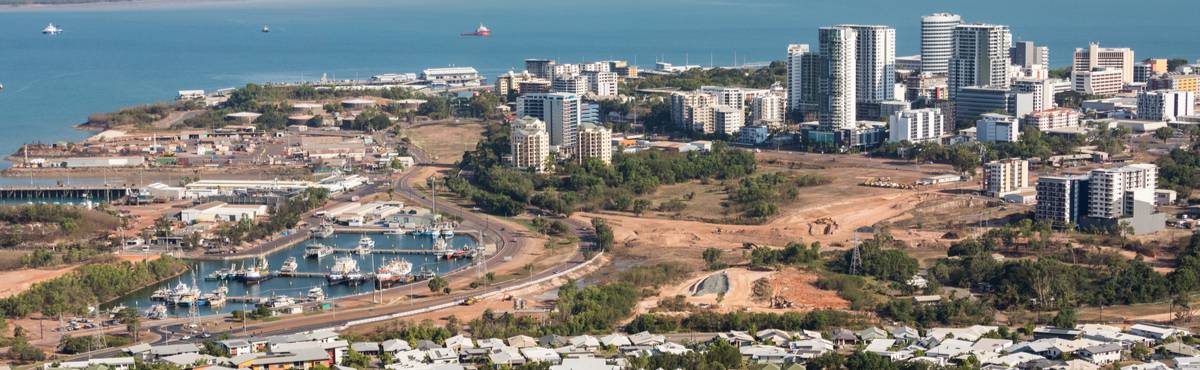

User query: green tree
[1156,126,1176,143]
[428,276,449,295]
[705,340,742,368]
[702,248,722,269]
[118,306,141,341]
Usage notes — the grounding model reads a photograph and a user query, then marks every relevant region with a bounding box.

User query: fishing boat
[327,257,358,282]
[355,235,375,255]
[376,257,413,283]
[305,243,334,259]
[311,222,334,239]
[144,304,168,320]
[307,286,326,302]
[206,268,233,281]
[432,238,455,259]
[264,295,294,308]
[385,227,407,235]
[440,226,455,238]
[42,23,62,35]
[280,257,299,273]
[202,286,228,307]
[242,256,269,283]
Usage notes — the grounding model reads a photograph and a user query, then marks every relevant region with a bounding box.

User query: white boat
[307,287,326,301]
[42,23,62,35]
[305,243,334,259]
[265,295,294,308]
[328,257,358,281]
[376,257,413,282]
[385,227,407,235]
[355,235,375,254]
[243,256,269,282]
[261,25,270,33]
[280,257,298,273]
[311,222,334,239]
[145,304,168,320]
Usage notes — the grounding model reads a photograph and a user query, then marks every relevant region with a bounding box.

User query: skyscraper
[948,23,1012,99]
[516,93,581,150]
[839,24,896,103]
[509,116,551,173]
[818,26,857,130]
[786,44,819,114]
[576,123,612,165]
[920,13,962,75]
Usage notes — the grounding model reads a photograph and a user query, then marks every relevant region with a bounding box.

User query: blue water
[0,0,1197,169]
[107,233,476,316]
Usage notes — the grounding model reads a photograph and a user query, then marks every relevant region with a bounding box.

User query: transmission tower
[849,237,863,276]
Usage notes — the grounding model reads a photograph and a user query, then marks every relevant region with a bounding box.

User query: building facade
[786,44,819,114]
[576,123,612,165]
[670,91,716,133]
[1022,108,1081,131]
[983,158,1030,197]
[840,24,896,104]
[1087,164,1156,219]
[509,117,551,173]
[888,108,945,144]
[976,113,1020,142]
[750,94,787,127]
[920,13,962,75]
[1137,90,1196,121]
[1072,43,1135,84]
[1073,68,1124,96]
[713,106,745,136]
[516,93,581,149]
[948,24,1012,99]
[818,26,858,130]
[1010,41,1049,69]
[1036,175,1091,228]
[1012,77,1057,113]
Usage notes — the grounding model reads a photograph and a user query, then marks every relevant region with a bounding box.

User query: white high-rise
[750,94,786,126]
[921,13,962,75]
[583,71,619,97]
[1138,90,1196,122]
[888,108,945,144]
[983,158,1030,197]
[786,44,818,113]
[1088,164,1156,219]
[509,116,551,173]
[700,86,747,110]
[577,123,612,165]
[948,24,1012,99]
[1012,77,1056,113]
[516,93,581,149]
[713,106,745,136]
[818,26,857,130]
[839,24,896,103]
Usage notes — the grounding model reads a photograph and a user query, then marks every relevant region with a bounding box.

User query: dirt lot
[400,120,487,164]
[0,265,78,298]
[641,267,848,315]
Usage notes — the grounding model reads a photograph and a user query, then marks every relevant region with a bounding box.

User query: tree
[705,340,742,369]
[118,307,141,341]
[427,276,448,295]
[1051,306,1077,329]
[702,248,722,269]
[632,199,651,215]
[1156,126,1176,143]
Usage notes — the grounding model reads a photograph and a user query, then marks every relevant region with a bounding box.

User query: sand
[0,265,78,298]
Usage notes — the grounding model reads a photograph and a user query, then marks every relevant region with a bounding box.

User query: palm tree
[117,307,141,341]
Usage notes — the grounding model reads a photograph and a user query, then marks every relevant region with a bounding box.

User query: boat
[42,23,62,35]
[461,23,490,37]
[261,25,270,33]
[311,222,334,239]
[202,286,228,307]
[144,304,168,320]
[264,295,294,308]
[166,282,201,306]
[385,227,407,235]
[206,268,232,281]
[307,287,326,302]
[280,257,298,273]
[327,256,358,281]
[242,256,269,283]
[432,238,455,259]
[355,235,375,254]
[376,257,413,282]
[151,287,171,301]
[414,268,436,281]
[305,243,334,259]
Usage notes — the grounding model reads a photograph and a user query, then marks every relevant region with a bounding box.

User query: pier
[0,185,133,202]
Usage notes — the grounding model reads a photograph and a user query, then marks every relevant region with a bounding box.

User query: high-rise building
[955,86,1032,123]
[1022,108,1080,131]
[1087,164,1156,219]
[582,71,619,97]
[786,44,818,113]
[1036,175,1091,228]
[1134,62,1157,83]
[838,24,896,104]
[1073,68,1124,96]
[701,86,747,110]
[576,123,612,165]
[921,13,962,75]
[1072,43,1135,84]
[509,116,551,173]
[1010,41,1049,69]
[495,71,547,100]
[713,106,745,136]
[516,93,581,149]
[750,94,786,126]
[976,113,1020,142]
[818,26,857,130]
[551,74,589,95]
[1012,77,1057,113]
[670,91,716,133]
[525,59,556,79]
[887,108,945,144]
[1138,90,1196,121]
[948,24,1012,99]
[983,158,1030,197]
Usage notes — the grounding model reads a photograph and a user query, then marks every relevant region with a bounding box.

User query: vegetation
[83,103,178,130]
[214,187,329,245]
[58,334,131,354]
[624,62,786,92]
[624,309,865,333]
[0,256,188,318]
[874,122,1130,171]
[726,172,830,222]
[467,280,638,338]
[748,241,821,269]
[828,231,918,283]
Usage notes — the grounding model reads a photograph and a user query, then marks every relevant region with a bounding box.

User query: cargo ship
[461,23,490,37]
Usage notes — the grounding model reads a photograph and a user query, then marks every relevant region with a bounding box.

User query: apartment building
[1074,68,1124,96]
[509,117,550,173]
[1036,175,1091,228]
[576,123,612,165]
[976,113,1020,142]
[1072,43,1135,84]
[1137,90,1196,121]
[888,108,945,144]
[516,93,581,149]
[983,158,1029,197]
[1022,108,1080,131]
[713,106,745,136]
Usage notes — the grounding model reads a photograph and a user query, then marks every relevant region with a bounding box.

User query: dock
[0,185,133,201]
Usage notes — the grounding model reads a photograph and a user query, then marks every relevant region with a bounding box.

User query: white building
[713,106,745,136]
[1138,90,1196,121]
[976,113,1020,142]
[738,125,771,145]
[582,71,618,97]
[888,108,945,143]
[1012,77,1057,113]
[920,13,962,75]
[421,67,482,87]
[576,123,612,165]
[551,74,589,95]
[750,94,786,126]
[840,24,896,103]
[948,23,1011,99]
[509,116,551,173]
[181,201,268,223]
[670,91,716,133]
[701,86,747,110]
[1074,68,1124,96]
[818,26,857,130]
[1088,164,1156,219]
[786,43,816,113]
[1073,42,1135,84]
[517,93,581,149]
[983,158,1029,197]
[1023,108,1081,131]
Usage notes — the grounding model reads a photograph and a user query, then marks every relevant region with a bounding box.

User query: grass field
[401,120,487,164]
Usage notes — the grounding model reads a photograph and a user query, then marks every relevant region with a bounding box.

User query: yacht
[42,23,62,35]
[304,243,334,259]
[206,268,233,281]
[280,257,299,273]
[376,257,413,283]
[264,295,294,308]
[311,222,334,239]
[327,256,358,281]
[355,235,375,254]
[306,286,326,302]
[261,25,270,33]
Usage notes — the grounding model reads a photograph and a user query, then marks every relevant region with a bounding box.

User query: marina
[109,233,478,317]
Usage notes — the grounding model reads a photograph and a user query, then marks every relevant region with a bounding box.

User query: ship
[144,304,168,320]
[305,243,334,259]
[327,256,359,282]
[206,267,233,281]
[280,257,299,273]
[461,23,490,37]
[307,286,326,302]
[311,222,334,239]
[242,256,269,283]
[376,257,413,282]
[432,238,455,259]
[42,23,62,35]
[261,25,270,33]
[167,282,201,306]
[355,235,375,255]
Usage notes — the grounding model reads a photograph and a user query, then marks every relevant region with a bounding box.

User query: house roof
[381,339,411,352]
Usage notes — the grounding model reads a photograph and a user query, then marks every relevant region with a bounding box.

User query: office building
[1010,41,1049,69]
[713,106,745,136]
[516,93,581,149]
[1022,108,1080,131]
[509,116,551,173]
[750,94,786,126]
[1138,90,1196,121]
[576,123,612,165]
[1134,62,1158,83]
[583,71,619,97]
[888,108,945,144]
[920,13,962,75]
[818,26,858,130]
[879,100,911,120]
[839,24,896,104]
[670,91,716,133]
[1036,175,1091,228]
[896,55,922,72]
[1012,77,1057,113]
[551,74,588,95]
[1087,164,1156,219]
[983,158,1030,197]
[976,113,1020,142]
[1073,68,1124,96]
[525,59,556,79]
[786,44,819,114]
[1073,43,1135,84]
[955,86,1032,123]
[701,86,747,110]
[948,24,1011,99]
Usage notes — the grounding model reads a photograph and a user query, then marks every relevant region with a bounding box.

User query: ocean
[0,0,1197,168]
